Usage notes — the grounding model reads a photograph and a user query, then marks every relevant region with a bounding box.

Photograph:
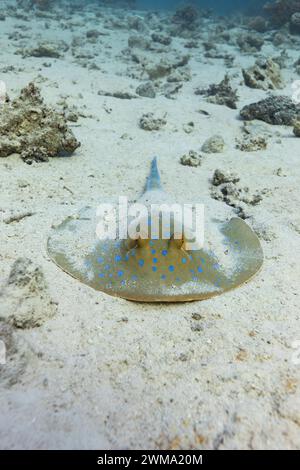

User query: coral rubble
[0,83,80,163]
[195,75,238,110]
[242,58,284,90]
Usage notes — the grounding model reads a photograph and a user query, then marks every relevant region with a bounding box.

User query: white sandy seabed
[0,0,300,450]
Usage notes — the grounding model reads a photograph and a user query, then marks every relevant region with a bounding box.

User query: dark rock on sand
[195,74,238,110]
[151,33,172,46]
[240,96,300,125]
[136,82,156,98]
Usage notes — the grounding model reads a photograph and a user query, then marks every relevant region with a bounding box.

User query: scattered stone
[242,58,284,90]
[146,60,172,80]
[240,95,300,125]
[0,82,80,162]
[211,172,264,219]
[136,82,156,98]
[127,15,148,33]
[212,169,240,186]
[272,50,288,69]
[145,55,190,81]
[275,167,287,177]
[242,120,273,138]
[182,122,195,134]
[167,68,191,83]
[139,113,166,131]
[128,34,150,50]
[97,89,138,99]
[162,82,183,99]
[236,135,268,152]
[86,30,99,39]
[180,150,202,167]
[293,120,300,136]
[0,258,57,329]
[195,74,238,110]
[202,135,225,154]
[237,33,264,53]
[273,32,285,47]
[151,33,172,46]
[20,40,69,58]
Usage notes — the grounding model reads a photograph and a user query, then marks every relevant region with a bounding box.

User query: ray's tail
[146,157,162,191]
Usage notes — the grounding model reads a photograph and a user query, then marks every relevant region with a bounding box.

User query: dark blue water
[137,0,266,15]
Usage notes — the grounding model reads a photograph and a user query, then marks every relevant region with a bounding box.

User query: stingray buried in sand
[48,159,263,302]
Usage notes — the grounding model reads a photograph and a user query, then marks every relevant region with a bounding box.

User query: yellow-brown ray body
[48,158,263,302]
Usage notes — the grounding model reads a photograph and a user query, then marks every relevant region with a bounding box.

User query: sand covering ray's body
[48,158,263,302]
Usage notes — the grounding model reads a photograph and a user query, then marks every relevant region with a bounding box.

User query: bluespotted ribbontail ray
[47,158,263,302]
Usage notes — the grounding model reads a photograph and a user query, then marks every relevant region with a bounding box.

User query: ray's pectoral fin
[221,217,264,288]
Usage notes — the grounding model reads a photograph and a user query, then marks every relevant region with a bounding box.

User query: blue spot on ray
[138,259,144,267]
[169,265,175,272]
[118,270,124,277]
[115,255,122,262]
[162,250,168,256]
